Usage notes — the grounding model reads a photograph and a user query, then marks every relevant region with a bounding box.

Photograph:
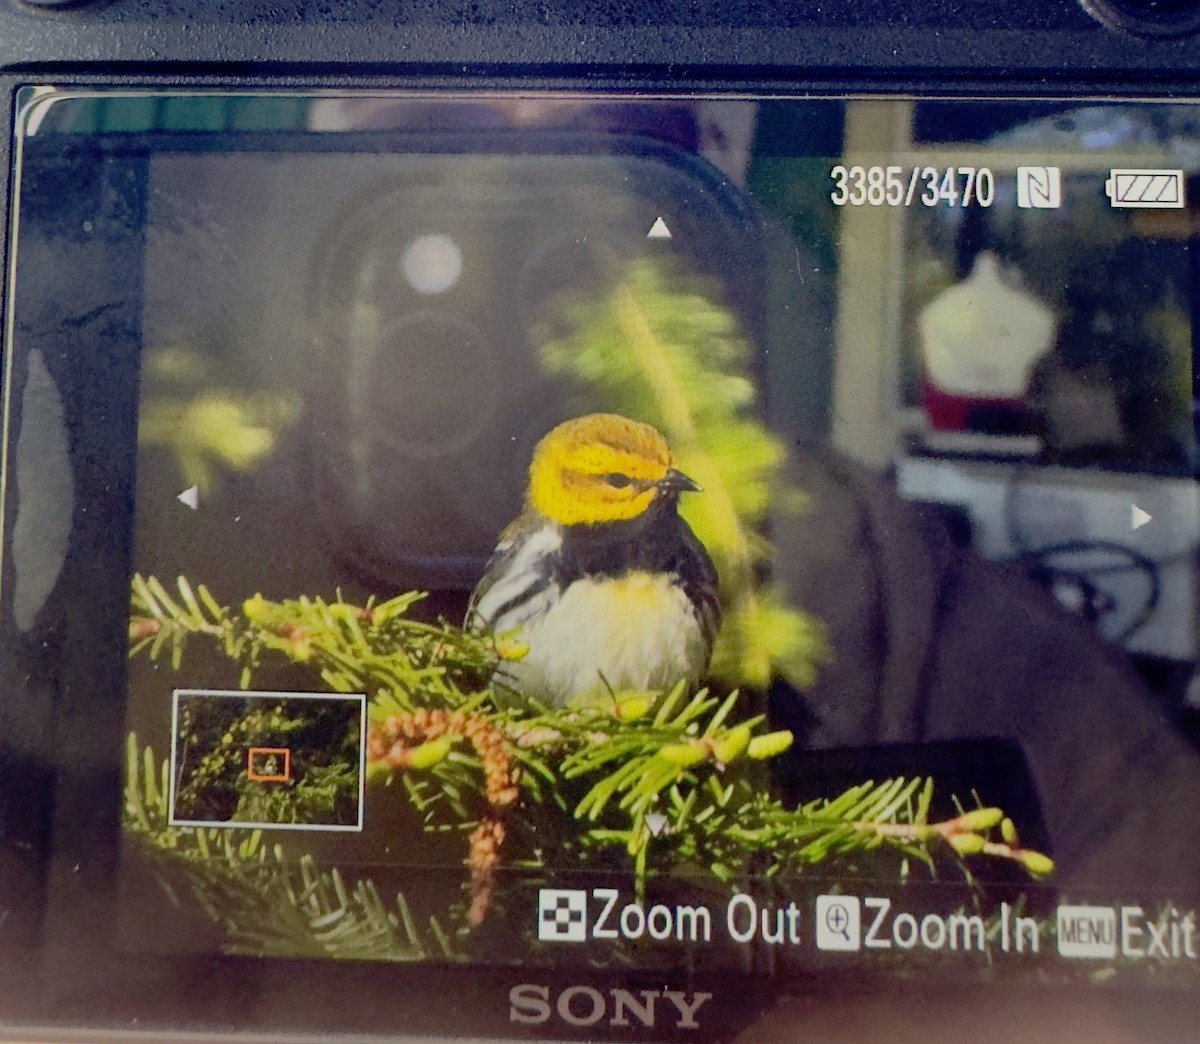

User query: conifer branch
[124,734,457,960]
[127,576,1054,952]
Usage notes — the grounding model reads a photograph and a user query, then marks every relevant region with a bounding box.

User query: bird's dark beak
[658,468,700,495]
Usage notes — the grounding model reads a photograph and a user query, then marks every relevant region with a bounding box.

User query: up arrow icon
[647,216,672,239]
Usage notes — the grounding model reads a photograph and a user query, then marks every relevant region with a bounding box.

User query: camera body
[4,3,1200,1043]
[0,0,1196,79]
[1,0,1200,76]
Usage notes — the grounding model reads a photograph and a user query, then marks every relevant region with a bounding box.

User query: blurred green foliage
[138,346,299,493]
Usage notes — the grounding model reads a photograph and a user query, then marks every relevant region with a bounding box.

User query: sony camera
[4,1,1200,1040]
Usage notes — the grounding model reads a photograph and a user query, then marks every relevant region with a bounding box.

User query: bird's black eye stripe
[603,473,633,488]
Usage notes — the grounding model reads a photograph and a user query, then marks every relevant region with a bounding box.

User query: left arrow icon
[177,485,199,510]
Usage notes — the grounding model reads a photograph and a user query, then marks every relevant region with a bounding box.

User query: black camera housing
[2,0,1200,81]
[3,3,1200,1043]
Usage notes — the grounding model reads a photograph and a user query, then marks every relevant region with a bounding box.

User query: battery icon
[1105,169,1186,209]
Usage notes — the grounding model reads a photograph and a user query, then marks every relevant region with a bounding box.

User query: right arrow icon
[1131,504,1152,531]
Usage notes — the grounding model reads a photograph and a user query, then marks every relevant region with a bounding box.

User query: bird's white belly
[504,571,706,705]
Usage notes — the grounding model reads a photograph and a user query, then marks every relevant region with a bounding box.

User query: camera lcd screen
[4,90,1200,1039]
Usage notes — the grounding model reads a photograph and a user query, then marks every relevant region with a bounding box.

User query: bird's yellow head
[527,413,699,527]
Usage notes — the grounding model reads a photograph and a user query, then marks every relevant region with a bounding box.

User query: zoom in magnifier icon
[815,895,861,951]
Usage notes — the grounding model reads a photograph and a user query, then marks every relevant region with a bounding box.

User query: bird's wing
[467,516,563,634]
[674,520,723,656]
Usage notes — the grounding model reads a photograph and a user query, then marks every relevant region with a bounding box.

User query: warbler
[468,413,721,706]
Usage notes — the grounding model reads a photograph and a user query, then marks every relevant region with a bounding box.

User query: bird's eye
[603,473,633,489]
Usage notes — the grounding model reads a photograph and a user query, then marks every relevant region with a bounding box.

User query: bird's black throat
[558,498,709,588]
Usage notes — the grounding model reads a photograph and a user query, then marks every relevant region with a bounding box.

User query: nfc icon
[537,888,588,942]
[1016,167,1062,209]
[815,895,862,951]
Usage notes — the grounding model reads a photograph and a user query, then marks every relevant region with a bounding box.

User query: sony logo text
[509,983,712,1029]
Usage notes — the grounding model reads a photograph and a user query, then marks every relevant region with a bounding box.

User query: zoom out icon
[815,895,862,951]
[537,888,588,942]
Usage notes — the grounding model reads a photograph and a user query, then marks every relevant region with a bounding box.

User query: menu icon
[1057,905,1117,959]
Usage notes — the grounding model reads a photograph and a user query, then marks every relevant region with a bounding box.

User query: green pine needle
[127,576,1055,954]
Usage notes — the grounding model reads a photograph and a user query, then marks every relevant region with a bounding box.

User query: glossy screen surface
[5,90,1200,1038]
